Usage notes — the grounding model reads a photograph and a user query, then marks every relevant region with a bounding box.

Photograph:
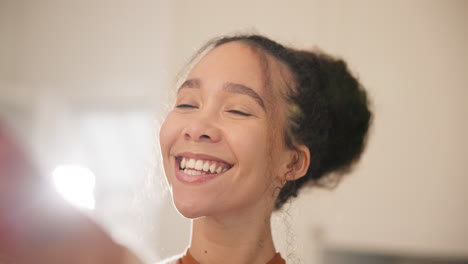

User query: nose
[182,114,222,143]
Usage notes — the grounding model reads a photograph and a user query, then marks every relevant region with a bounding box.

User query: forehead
[187,42,268,93]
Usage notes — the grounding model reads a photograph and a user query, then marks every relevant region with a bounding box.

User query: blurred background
[1,0,467,263]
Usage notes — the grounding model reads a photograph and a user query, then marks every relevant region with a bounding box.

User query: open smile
[174,154,233,183]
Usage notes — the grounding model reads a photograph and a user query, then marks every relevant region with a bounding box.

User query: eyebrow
[222,82,265,109]
[179,78,265,109]
[179,79,201,89]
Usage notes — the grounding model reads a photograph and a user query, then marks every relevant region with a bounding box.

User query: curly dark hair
[195,35,372,209]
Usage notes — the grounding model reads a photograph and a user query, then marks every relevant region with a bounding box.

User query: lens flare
[52,165,96,210]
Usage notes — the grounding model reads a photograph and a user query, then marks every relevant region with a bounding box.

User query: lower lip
[175,165,225,184]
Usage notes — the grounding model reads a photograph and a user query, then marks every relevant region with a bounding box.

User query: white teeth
[209,163,216,173]
[195,160,203,170]
[180,157,230,174]
[202,161,210,172]
[183,169,207,175]
[187,159,196,168]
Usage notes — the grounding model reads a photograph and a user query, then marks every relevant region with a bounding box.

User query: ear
[278,145,310,181]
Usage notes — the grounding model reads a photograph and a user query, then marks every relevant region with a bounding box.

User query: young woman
[158,35,372,264]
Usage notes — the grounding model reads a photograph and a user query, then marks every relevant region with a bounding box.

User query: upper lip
[174,152,234,166]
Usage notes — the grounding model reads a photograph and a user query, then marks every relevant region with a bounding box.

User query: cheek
[230,123,270,168]
[159,114,180,163]
[229,124,281,205]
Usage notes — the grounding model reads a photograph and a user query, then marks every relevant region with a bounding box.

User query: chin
[177,209,204,219]
[171,190,209,219]
[174,201,206,219]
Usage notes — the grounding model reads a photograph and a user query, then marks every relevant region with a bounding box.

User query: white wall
[1,0,467,263]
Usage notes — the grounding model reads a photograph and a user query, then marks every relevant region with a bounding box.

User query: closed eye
[176,104,197,109]
[227,110,252,117]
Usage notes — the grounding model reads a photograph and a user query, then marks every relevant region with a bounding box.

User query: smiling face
[159,42,293,219]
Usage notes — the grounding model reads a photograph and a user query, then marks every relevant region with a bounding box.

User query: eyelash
[175,104,252,117]
[176,104,197,109]
[227,110,252,117]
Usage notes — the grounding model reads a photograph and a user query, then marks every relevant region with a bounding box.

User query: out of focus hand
[0,123,143,264]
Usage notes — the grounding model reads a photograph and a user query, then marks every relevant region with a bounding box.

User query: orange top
[178,250,285,264]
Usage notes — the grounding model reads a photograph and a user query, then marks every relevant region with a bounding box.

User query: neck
[188,207,276,264]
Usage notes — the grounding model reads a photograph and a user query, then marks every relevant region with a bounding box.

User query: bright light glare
[52,165,96,210]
